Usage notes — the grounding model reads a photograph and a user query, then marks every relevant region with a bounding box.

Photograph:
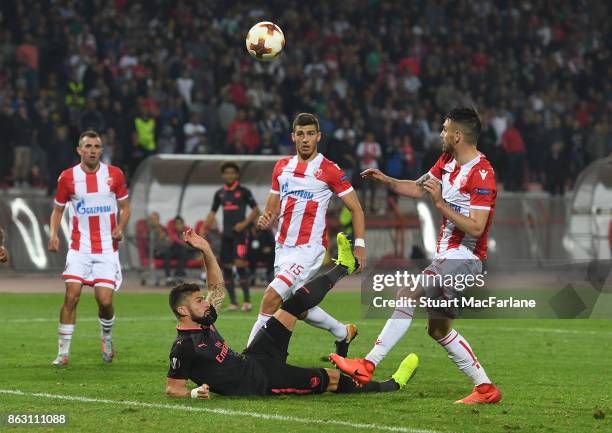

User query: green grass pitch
[0,291,610,433]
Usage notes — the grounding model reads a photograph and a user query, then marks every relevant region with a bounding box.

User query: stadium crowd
[0,0,610,197]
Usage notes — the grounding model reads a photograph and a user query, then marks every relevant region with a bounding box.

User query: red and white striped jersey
[428,152,496,260]
[270,154,353,247]
[54,163,129,254]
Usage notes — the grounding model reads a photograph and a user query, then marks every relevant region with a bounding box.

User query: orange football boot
[455,383,502,404]
[329,354,375,385]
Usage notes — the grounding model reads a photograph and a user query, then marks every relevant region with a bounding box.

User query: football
[245,21,285,62]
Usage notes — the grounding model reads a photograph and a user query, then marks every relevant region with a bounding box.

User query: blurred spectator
[161,215,194,285]
[46,125,75,196]
[12,105,33,188]
[501,118,526,191]
[183,112,207,154]
[545,141,568,195]
[329,117,357,180]
[356,132,382,211]
[78,98,105,132]
[0,104,15,186]
[586,120,612,162]
[131,107,157,173]
[226,109,260,154]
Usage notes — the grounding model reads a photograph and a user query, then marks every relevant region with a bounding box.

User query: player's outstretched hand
[183,228,210,251]
[111,226,123,241]
[360,168,389,184]
[0,246,8,263]
[193,384,210,400]
[256,211,274,230]
[48,235,60,252]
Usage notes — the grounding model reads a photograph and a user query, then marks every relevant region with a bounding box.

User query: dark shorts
[243,317,329,395]
[220,232,249,265]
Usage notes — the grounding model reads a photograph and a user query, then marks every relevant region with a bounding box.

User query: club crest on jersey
[479,169,488,180]
[459,176,468,188]
[314,168,323,178]
[310,376,321,388]
[234,191,241,198]
[106,177,113,186]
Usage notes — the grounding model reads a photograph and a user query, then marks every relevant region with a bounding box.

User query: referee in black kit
[199,162,259,312]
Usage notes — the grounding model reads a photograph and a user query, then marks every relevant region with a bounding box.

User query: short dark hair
[292,113,320,132]
[445,108,482,145]
[169,283,200,318]
[220,162,240,173]
[78,130,101,146]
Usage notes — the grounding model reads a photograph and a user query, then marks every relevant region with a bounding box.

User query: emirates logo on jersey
[314,168,323,178]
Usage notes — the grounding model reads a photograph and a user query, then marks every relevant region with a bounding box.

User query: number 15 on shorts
[289,263,304,276]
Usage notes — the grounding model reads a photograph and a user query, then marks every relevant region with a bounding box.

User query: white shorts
[269,243,326,300]
[63,249,123,291]
[422,247,482,301]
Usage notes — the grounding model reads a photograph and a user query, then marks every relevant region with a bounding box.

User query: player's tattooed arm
[182,229,227,312]
[206,282,225,312]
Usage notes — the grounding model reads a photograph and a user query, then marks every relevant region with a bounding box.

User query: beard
[296,144,316,159]
[442,139,454,154]
[192,306,218,326]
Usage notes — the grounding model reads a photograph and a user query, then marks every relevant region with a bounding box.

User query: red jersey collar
[223,181,239,191]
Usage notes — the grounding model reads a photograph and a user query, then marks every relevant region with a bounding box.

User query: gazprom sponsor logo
[281,182,314,200]
[75,199,111,215]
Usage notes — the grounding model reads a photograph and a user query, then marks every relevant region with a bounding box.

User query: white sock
[58,323,75,356]
[99,315,115,340]
[365,306,414,366]
[437,329,491,386]
[246,313,272,347]
[304,307,347,341]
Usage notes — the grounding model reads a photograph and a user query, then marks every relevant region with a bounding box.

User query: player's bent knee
[96,297,113,309]
[427,328,443,340]
[297,311,307,320]
[427,323,450,340]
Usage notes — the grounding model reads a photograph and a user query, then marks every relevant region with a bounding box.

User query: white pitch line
[0,389,448,433]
